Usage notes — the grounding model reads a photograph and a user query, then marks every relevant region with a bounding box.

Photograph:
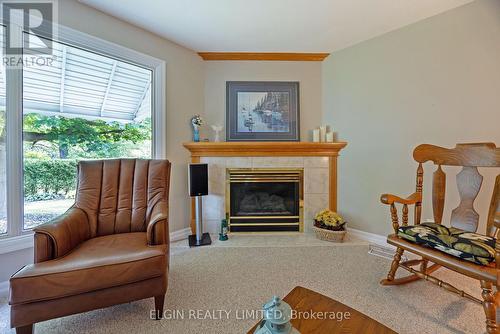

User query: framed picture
[226,81,300,141]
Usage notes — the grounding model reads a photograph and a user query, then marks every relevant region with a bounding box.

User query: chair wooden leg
[154,294,165,320]
[16,324,33,334]
[481,281,499,334]
[380,247,404,285]
[419,258,428,272]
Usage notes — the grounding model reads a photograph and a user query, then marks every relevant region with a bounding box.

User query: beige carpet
[0,239,485,334]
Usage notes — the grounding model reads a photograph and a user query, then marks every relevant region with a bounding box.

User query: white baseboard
[170,227,192,242]
[347,227,390,248]
[0,234,34,255]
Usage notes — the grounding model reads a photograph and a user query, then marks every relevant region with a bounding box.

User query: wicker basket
[313,226,346,243]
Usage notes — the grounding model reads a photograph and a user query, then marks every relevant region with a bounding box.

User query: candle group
[319,126,327,142]
[313,129,320,142]
[312,126,336,142]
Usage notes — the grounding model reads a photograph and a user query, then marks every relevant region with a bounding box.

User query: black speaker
[188,163,208,197]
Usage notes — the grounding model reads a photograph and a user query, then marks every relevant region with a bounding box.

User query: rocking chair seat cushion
[398,222,495,266]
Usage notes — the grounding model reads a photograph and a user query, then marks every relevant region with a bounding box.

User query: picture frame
[226,81,300,141]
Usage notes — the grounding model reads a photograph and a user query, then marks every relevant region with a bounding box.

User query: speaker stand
[188,233,212,247]
[188,196,212,247]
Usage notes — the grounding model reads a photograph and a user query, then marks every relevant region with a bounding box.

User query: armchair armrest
[33,207,90,262]
[380,192,422,205]
[147,201,169,246]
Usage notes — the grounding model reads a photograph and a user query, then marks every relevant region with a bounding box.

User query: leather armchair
[9,159,171,334]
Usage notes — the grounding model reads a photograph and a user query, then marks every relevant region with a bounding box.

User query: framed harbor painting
[226,81,300,141]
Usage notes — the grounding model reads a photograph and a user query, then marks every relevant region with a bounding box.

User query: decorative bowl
[313,226,346,242]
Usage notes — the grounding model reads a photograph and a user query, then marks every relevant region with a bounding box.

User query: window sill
[0,234,34,255]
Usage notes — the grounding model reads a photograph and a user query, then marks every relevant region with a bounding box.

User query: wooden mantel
[183,141,348,233]
[183,141,347,157]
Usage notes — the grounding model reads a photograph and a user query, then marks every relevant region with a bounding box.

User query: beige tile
[200,157,226,167]
[303,217,315,233]
[203,219,221,234]
[203,194,224,220]
[200,157,227,195]
[303,157,329,168]
[207,164,226,195]
[304,193,329,221]
[304,167,329,194]
[225,157,252,168]
[251,157,304,168]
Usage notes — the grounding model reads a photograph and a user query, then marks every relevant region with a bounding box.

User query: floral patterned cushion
[398,222,496,266]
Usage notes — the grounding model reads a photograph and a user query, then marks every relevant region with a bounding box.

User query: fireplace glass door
[227,169,303,232]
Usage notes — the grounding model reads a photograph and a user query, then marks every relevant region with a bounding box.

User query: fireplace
[226,168,303,232]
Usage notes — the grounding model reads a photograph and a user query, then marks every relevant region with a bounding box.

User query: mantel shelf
[183,141,348,157]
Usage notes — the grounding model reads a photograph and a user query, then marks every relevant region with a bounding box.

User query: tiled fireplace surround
[200,156,330,233]
[183,142,347,235]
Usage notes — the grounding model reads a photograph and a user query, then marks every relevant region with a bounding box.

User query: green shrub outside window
[24,159,77,200]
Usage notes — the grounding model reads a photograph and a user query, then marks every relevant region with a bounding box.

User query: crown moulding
[197,52,330,61]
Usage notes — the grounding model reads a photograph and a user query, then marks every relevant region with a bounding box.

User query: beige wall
[0,248,32,285]
[0,0,205,282]
[203,61,322,141]
[322,0,500,235]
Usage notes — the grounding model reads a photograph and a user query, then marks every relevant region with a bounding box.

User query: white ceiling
[80,0,472,53]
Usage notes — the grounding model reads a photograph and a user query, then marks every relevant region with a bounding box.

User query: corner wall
[322,0,500,235]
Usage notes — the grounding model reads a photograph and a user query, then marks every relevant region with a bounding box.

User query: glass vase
[193,127,200,142]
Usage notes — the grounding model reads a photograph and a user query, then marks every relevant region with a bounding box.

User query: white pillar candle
[313,129,320,142]
[326,132,334,142]
[319,126,327,142]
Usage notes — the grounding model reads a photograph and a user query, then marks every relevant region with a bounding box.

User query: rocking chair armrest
[380,192,422,205]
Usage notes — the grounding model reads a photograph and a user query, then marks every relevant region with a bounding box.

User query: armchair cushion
[398,222,495,266]
[10,232,167,306]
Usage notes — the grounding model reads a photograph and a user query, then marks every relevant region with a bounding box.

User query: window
[22,34,153,229]
[1,23,165,241]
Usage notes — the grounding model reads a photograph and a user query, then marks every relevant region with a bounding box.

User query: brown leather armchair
[9,159,171,334]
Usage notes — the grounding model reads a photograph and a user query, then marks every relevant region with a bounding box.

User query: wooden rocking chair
[380,143,500,334]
